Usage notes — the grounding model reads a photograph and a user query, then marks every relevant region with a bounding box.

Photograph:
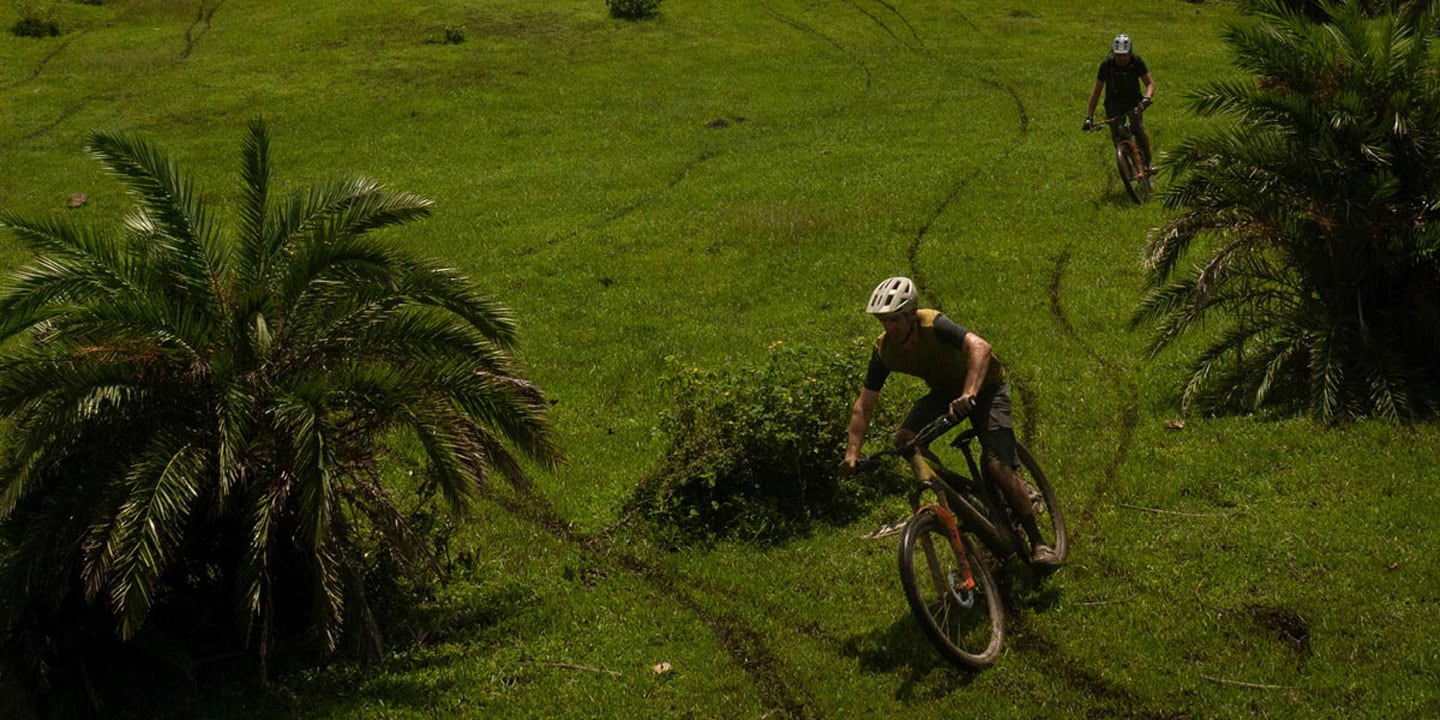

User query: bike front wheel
[898,510,1004,668]
[1115,142,1142,204]
[1135,166,1155,203]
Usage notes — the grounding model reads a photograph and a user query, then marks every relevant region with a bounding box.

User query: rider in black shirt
[1084,34,1156,170]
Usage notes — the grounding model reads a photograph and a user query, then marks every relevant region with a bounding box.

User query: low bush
[629,343,905,544]
[11,0,59,37]
[606,0,661,20]
[11,17,59,37]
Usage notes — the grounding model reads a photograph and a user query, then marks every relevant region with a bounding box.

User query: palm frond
[234,469,290,648]
[102,439,210,639]
[86,131,219,294]
[390,263,520,348]
[236,119,272,285]
[1309,327,1348,422]
[258,178,430,283]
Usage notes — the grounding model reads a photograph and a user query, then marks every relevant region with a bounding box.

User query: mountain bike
[858,413,1066,668]
[1086,103,1153,204]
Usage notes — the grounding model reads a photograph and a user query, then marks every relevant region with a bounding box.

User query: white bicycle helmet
[1112,34,1132,54]
[866,277,917,318]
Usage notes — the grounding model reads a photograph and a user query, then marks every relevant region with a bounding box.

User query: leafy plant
[629,343,904,544]
[11,0,59,37]
[10,17,57,36]
[1135,0,1440,422]
[606,0,661,20]
[0,119,562,714]
[443,24,465,44]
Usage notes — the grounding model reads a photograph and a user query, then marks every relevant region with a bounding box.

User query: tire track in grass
[522,149,721,256]
[0,100,90,154]
[877,2,1029,313]
[0,1,211,152]
[1048,248,1140,493]
[842,0,900,44]
[0,1,147,92]
[485,489,825,720]
[907,81,1029,311]
[839,0,924,55]
[528,1,874,256]
[179,0,228,61]
[2,36,81,92]
[762,3,874,95]
[872,0,924,49]
[1009,619,1189,720]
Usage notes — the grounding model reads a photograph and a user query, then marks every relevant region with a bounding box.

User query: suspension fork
[1128,139,1147,178]
[916,502,977,593]
[908,451,981,592]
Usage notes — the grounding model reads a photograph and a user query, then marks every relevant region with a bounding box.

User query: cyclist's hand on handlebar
[1139,96,1153,110]
[1082,116,1095,131]
[839,454,859,475]
[948,394,977,417]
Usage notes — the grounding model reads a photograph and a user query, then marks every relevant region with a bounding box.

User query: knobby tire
[1115,141,1141,204]
[898,510,1005,669]
[1013,440,1068,570]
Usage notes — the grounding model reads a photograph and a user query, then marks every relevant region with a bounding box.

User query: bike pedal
[1026,483,1045,513]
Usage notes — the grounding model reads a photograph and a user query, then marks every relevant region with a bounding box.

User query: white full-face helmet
[866,276,918,319]
[1112,33,1132,55]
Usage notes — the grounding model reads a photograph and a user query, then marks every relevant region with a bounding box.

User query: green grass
[4,0,1440,717]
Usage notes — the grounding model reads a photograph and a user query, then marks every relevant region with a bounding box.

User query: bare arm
[1141,73,1155,103]
[843,387,880,469]
[949,333,994,415]
[1086,79,1104,118]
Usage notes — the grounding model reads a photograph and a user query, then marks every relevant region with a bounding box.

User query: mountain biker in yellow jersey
[842,277,1060,568]
[1084,33,1156,171]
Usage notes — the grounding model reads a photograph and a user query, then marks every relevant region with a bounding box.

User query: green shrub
[10,0,58,37]
[606,0,661,20]
[629,343,905,544]
[442,24,465,44]
[10,17,58,36]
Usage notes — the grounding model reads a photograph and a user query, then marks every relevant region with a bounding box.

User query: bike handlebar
[1085,101,1150,131]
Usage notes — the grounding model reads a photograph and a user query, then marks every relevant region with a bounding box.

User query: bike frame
[1089,104,1153,203]
[903,426,1017,559]
[1112,124,1146,177]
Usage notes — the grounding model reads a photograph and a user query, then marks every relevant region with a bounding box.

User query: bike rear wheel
[1012,440,1068,571]
[898,510,1004,668]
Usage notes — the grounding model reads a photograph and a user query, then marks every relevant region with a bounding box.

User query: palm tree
[0,120,562,706]
[1134,0,1440,422]
[1244,0,1440,31]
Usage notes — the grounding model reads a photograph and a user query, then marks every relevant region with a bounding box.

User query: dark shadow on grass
[143,580,544,720]
[992,560,1066,615]
[841,612,982,700]
[1092,182,1155,208]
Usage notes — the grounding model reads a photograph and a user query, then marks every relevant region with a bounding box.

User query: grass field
[3,0,1439,718]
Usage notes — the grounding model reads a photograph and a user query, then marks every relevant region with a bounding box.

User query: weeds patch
[628,344,906,545]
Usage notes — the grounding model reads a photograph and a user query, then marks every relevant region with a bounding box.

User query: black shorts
[901,381,1019,468]
[1106,106,1147,145]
